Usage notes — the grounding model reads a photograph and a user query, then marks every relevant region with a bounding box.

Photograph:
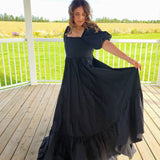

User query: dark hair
[67,0,99,34]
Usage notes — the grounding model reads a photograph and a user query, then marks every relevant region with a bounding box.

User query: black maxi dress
[37,26,144,160]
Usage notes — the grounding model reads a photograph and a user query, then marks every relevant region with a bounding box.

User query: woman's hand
[129,59,142,71]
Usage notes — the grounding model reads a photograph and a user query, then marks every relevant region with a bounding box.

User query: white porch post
[23,0,37,85]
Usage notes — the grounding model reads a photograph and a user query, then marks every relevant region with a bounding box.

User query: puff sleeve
[82,27,112,50]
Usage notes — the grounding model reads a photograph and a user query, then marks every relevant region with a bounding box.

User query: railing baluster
[7,43,12,85]
[118,43,121,68]
[123,42,126,67]
[54,42,56,80]
[23,42,27,82]
[153,42,159,82]
[1,43,7,86]
[103,49,104,63]
[37,42,41,80]
[139,43,143,81]
[12,43,17,83]
[48,42,51,80]
[113,42,115,68]
[59,42,62,80]
[139,43,142,66]
[143,43,148,82]
[43,42,46,80]
[148,43,153,82]
[96,50,99,59]
[108,51,109,66]
[18,42,23,82]
[134,43,137,61]
[128,43,132,67]
[6,43,11,85]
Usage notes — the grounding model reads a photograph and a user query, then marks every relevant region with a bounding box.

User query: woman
[37,0,144,160]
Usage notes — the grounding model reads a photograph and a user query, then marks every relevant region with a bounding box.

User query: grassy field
[0,21,160,38]
[0,22,160,88]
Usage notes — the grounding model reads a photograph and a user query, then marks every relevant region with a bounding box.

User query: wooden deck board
[0,86,34,154]
[25,85,59,160]
[0,85,42,160]
[0,87,25,121]
[0,84,160,160]
[0,88,17,108]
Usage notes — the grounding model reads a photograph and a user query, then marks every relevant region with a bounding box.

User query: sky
[0,0,160,21]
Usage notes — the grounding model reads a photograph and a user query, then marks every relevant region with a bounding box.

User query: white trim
[34,38,160,43]
[0,82,30,91]
[34,38,64,42]
[0,38,26,43]
[111,39,160,43]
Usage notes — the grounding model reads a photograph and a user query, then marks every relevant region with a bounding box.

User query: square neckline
[65,27,86,39]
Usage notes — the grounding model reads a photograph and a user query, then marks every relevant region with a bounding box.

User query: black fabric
[37,26,144,160]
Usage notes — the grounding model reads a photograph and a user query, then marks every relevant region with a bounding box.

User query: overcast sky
[0,0,160,21]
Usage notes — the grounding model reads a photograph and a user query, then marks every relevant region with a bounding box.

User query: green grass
[0,34,160,88]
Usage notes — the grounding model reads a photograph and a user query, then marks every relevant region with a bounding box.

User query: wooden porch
[0,84,160,160]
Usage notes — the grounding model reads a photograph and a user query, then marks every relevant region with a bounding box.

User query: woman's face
[73,6,86,27]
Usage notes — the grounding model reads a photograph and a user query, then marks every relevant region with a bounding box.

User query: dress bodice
[64,36,94,58]
[63,26,112,58]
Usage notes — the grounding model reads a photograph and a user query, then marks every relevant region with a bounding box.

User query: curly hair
[67,0,99,34]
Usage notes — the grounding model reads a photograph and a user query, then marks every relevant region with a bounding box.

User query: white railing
[0,38,160,90]
[34,38,64,83]
[0,38,30,90]
[34,38,160,85]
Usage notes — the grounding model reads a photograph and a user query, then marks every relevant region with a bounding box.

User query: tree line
[0,13,49,22]
[0,13,159,23]
[94,17,160,23]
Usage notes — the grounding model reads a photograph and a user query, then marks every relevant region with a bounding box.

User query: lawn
[0,21,160,38]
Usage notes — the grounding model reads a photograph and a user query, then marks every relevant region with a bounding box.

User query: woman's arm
[102,40,141,70]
